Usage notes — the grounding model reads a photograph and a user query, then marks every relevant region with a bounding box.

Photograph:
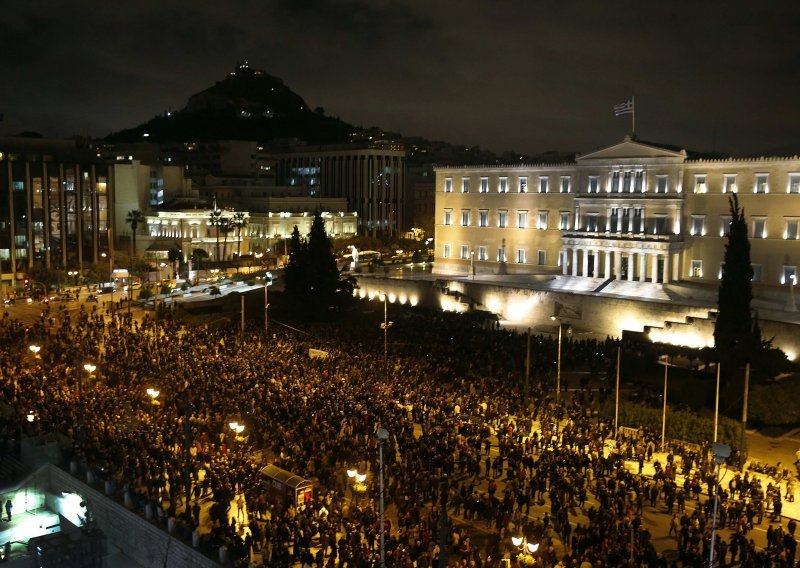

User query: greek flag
[613,99,634,116]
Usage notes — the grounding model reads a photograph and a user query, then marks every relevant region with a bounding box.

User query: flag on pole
[613,99,634,116]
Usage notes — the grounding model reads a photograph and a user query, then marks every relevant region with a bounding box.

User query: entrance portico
[560,236,683,284]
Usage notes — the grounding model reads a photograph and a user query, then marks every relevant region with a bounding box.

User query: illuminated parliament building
[434,137,800,292]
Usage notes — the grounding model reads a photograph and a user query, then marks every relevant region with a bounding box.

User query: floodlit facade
[434,137,800,290]
[274,143,405,237]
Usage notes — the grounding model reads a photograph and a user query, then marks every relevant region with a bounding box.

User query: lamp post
[229,421,245,442]
[28,344,41,359]
[146,388,160,406]
[510,535,539,566]
[79,363,96,450]
[263,271,272,334]
[377,293,392,361]
[346,469,367,499]
[376,427,389,568]
[470,250,475,280]
[549,315,569,402]
[709,442,731,568]
[660,355,669,451]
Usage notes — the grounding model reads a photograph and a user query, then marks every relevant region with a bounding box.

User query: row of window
[689,261,797,284]
[441,243,547,265]
[443,207,800,240]
[690,215,800,240]
[443,208,570,230]
[442,172,800,195]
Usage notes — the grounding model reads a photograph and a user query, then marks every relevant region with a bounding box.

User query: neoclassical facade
[434,138,800,289]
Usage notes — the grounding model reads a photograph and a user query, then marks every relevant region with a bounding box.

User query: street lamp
[346,469,368,497]
[658,354,669,451]
[263,271,272,334]
[376,427,389,568]
[510,536,539,566]
[29,344,41,358]
[146,388,160,405]
[709,442,731,568]
[229,421,245,442]
[549,315,571,402]
[375,293,393,361]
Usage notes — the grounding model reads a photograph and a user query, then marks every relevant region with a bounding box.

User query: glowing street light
[346,469,368,494]
[229,421,245,441]
[146,388,160,405]
[29,344,41,357]
[83,363,97,374]
[511,536,539,565]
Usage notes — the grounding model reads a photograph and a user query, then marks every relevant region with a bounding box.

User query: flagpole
[631,95,635,137]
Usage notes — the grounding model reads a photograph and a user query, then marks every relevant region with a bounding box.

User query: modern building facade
[274,142,405,237]
[434,137,800,291]
[0,138,114,284]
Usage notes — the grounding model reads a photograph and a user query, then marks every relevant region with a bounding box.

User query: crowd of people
[0,299,797,567]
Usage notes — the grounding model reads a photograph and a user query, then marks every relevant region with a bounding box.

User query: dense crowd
[0,300,797,567]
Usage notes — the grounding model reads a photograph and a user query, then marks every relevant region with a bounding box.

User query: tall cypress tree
[714,193,754,354]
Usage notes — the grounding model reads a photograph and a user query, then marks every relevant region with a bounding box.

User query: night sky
[3,0,800,157]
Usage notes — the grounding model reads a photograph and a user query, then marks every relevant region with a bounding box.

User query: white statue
[349,245,359,268]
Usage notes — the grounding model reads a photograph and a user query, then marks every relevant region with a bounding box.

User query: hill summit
[106,62,355,144]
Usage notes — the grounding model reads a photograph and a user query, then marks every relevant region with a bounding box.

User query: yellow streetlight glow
[29,345,41,354]
[83,363,97,373]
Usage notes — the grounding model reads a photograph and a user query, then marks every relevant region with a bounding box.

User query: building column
[562,249,569,275]
[639,253,647,282]
[604,251,611,279]
[582,248,589,277]
[614,251,622,279]
[651,253,659,283]
[672,252,681,282]
[591,251,599,278]
[663,253,671,283]
[572,248,579,277]
[627,253,635,281]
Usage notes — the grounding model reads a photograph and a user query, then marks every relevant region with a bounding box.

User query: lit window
[517,249,526,264]
[690,216,706,236]
[12,181,24,192]
[498,210,508,228]
[782,266,797,285]
[443,209,452,226]
[497,247,506,262]
[480,177,489,193]
[634,171,644,192]
[755,173,768,194]
[442,244,451,258]
[518,210,528,229]
[611,171,621,193]
[753,219,767,239]
[461,210,470,226]
[479,210,488,227]
[588,176,600,193]
[478,246,487,261]
[460,245,470,260]
[655,175,668,193]
[462,178,470,193]
[690,260,703,278]
[559,212,570,230]
[786,219,799,240]
[538,211,549,230]
[539,176,548,193]
[694,175,707,194]
[752,264,762,282]
[537,250,546,265]
[789,173,800,194]
[519,177,528,193]
[724,174,737,193]
[560,176,570,193]
[444,177,453,193]
[719,216,732,237]
[499,177,508,193]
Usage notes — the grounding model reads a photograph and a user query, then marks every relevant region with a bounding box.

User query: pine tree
[714,194,754,354]
[307,212,340,301]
